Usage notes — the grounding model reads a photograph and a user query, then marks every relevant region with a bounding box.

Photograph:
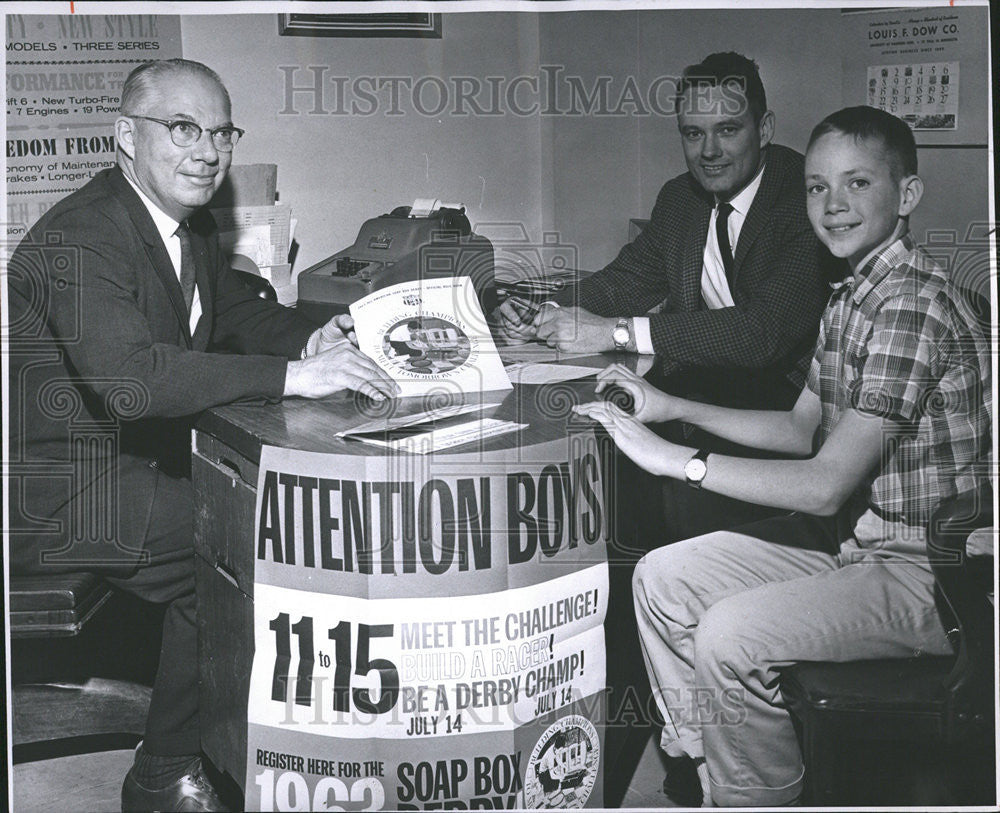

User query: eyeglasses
[126,115,244,152]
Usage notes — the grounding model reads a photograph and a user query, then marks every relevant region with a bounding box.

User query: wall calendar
[867,61,958,131]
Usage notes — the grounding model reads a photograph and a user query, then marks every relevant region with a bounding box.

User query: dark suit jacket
[571,144,841,407]
[8,167,317,574]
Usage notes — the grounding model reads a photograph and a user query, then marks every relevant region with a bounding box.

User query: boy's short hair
[675,52,767,124]
[808,106,917,180]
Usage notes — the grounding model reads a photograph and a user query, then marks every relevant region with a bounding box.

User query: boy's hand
[594,363,681,423]
[573,400,685,477]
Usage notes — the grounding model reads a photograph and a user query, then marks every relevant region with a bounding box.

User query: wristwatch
[684,448,711,488]
[612,317,631,351]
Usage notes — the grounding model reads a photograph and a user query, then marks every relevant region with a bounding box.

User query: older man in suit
[7,59,398,812]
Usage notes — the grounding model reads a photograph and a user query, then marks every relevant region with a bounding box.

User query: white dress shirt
[123,175,202,333]
[632,162,766,354]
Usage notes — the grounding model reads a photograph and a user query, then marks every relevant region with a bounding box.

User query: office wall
[539,7,846,270]
[182,13,546,272]
[182,9,990,278]
[535,11,646,271]
[836,5,992,257]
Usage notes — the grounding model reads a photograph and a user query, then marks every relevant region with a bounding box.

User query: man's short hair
[807,106,918,180]
[120,58,230,116]
[675,52,767,123]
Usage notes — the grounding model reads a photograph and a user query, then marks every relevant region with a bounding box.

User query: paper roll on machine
[296,198,496,323]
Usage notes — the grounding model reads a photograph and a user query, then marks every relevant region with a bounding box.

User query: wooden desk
[192,353,633,802]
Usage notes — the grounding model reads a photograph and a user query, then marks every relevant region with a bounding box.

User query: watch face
[613,327,630,346]
[685,458,707,481]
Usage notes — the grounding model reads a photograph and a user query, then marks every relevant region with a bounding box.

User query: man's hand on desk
[302,313,357,357]
[534,306,617,353]
[284,343,400,401]
[496,298,542,343]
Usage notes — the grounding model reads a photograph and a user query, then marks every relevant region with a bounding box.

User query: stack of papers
[211,164,296,299]
[337,402,524,454]
[213,205,293,282]
[503,361,600,385]
[345,417,526,455]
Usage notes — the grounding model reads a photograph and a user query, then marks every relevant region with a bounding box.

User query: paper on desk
[335,401,503,438]
[505,362,599,385]
[212,204,291,267]
[349,418,526,454]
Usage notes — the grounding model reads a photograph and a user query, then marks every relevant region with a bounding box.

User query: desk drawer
[192,431,258,596]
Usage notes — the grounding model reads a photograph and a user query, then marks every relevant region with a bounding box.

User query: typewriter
[296,199,496,323]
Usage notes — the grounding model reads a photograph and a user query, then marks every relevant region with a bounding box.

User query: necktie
[715,202,735,288]
[175,221,196,315]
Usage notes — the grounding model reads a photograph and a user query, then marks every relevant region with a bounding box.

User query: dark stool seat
[10,572,151,764]
[9,572,112,638]
[780,485,995,806]
[783,656,954,718]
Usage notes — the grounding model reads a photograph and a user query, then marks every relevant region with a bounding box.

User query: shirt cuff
[633,317,654,354]
[301,327,321,359]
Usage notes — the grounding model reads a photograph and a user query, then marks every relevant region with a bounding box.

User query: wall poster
[5,14,182,240]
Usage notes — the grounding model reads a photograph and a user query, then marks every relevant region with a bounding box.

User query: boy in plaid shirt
[574,106,991,806]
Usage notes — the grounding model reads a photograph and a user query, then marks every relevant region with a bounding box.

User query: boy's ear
[897,174,923,217]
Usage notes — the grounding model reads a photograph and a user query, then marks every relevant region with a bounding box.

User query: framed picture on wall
[277,13,441,38]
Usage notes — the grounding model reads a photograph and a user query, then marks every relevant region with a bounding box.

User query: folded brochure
[350,277,512,398]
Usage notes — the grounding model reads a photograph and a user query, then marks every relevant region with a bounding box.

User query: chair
[230,253,277,301]
[780,484,995,805]
[10,573,152,764]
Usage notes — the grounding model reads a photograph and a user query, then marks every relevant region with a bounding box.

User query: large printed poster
[246,434,610,810]
[5,14,182,239]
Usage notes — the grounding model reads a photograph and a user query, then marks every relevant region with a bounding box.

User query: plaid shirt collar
[827,233,916,300]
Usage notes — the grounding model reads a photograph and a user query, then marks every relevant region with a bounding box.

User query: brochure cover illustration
[351,277,512,397]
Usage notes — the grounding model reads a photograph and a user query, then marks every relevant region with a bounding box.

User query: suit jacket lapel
[733,153,782,278]
[107,169,193,347]
[681,182,712,311]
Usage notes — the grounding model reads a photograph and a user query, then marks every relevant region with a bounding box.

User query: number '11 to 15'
[269,613,400,715]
